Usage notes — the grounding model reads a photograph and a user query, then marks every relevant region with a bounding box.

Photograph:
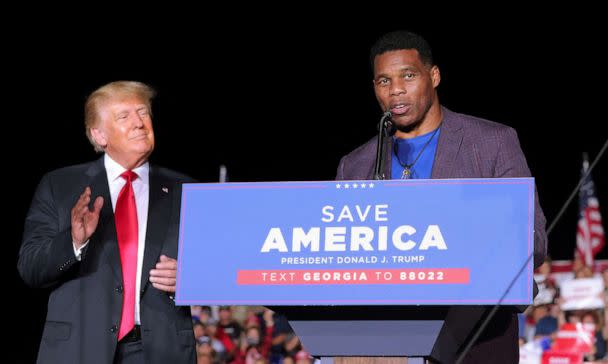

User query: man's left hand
[150,255,177,293]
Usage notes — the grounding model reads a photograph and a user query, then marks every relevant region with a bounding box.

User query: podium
[175,179,535,364]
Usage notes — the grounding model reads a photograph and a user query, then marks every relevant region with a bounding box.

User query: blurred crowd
[521,258,608,362]
[190,306,314,364]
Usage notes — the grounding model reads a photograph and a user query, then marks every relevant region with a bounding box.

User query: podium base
[272,305,492,364]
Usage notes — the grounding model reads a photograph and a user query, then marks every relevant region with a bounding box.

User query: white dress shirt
[73,154,149,325]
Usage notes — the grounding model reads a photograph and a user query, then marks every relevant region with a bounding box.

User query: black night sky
[8,10,607,362]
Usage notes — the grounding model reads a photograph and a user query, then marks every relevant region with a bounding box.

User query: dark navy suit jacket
[19,156,196,364]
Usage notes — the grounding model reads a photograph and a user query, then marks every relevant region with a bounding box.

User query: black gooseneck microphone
[455,136,608,364]
[373,110,394,180]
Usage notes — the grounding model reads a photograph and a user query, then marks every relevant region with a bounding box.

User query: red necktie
[115,170,138,341]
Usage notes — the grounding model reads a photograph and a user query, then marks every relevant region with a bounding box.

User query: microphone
[373,110,393,180]
[381,111,393,130]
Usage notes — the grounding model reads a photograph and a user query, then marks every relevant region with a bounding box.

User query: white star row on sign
[336,183,375,189]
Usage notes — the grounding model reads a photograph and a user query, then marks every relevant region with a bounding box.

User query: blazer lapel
[431,108,464,179]
[140,165,172,294]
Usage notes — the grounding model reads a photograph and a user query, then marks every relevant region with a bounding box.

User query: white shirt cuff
[73,240,89,261]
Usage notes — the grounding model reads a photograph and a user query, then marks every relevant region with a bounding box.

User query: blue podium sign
[175,178,535,306]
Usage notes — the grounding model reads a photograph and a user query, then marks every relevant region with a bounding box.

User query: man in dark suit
[18,81,196,364]
[336,31,547,363]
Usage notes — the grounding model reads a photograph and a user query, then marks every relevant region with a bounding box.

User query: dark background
[8,11,607,363]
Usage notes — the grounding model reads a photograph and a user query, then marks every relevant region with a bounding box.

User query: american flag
[576,153,605,266]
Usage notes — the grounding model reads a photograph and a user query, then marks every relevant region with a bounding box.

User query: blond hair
[84,81,156,152]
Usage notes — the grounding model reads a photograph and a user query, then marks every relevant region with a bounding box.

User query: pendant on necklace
[401,167,411,179]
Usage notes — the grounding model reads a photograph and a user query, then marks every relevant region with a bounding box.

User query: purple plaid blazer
[337,106,547,267]
[336,106,547,363]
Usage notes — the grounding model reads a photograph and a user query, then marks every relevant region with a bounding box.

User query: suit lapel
[85,157,122,283]
[140,165,172,294]
[431,109,464,179]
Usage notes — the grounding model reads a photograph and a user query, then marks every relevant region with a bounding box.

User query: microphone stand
[373,111,393,180]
